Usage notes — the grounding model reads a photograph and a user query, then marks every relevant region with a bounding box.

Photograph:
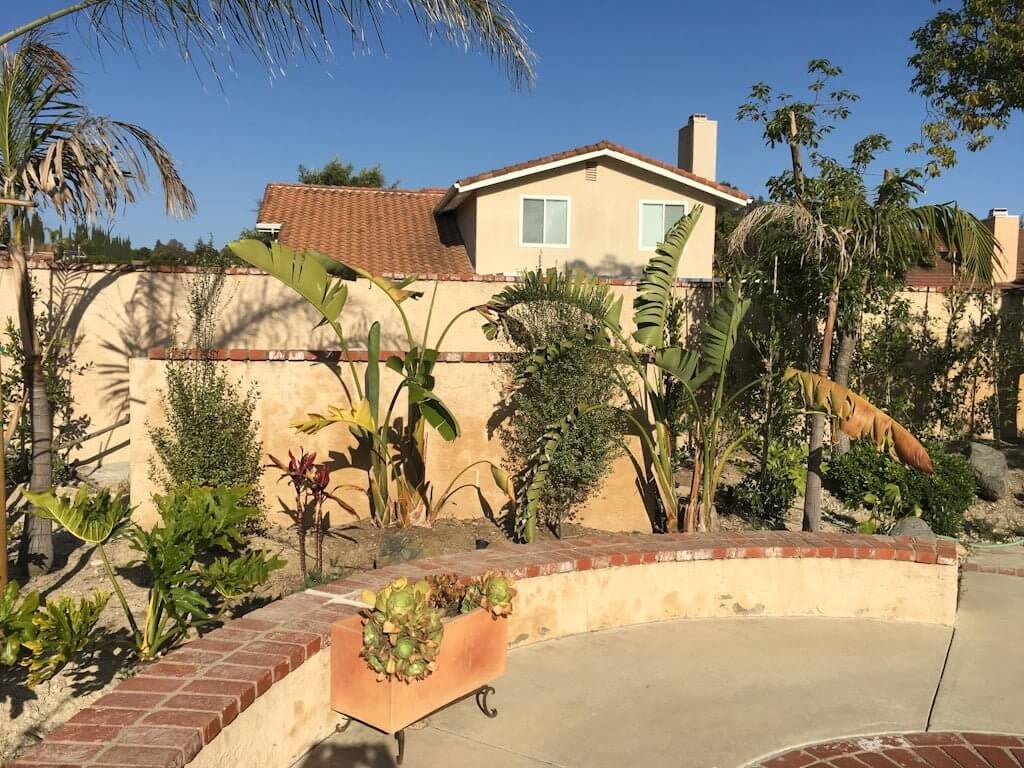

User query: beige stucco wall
[463,156,721,278]
[129,356,656,530]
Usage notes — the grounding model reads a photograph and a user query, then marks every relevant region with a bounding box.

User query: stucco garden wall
[2,261,1022,532]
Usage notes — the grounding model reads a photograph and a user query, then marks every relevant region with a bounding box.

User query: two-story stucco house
[255,115,751,279]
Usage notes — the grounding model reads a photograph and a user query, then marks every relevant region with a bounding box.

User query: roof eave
[438,148,750,208]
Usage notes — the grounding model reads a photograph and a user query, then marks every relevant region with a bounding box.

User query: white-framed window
[520,196,570,247]
[639,201,688,250]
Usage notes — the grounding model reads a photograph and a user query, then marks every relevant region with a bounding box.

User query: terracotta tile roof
[453,140,751,202]
[258,183,473,276]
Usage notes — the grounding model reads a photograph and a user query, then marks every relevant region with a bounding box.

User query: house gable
[455,154,728,278]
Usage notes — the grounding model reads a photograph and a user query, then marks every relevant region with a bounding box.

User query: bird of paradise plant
[229,240,514,529]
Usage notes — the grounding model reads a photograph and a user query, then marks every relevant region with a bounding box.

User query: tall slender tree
[0,36,195,573]
[733,61,997,531]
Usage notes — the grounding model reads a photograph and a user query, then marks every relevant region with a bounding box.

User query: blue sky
[6,1,1023,247]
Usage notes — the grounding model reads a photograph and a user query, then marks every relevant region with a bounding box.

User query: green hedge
[826,440,975,536]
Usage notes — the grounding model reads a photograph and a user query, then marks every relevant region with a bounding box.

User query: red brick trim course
[0,259,715,285]
[749,731,1024,767]
[148,347,515,363]
[10,532,957,768]
[962,561,1024,578]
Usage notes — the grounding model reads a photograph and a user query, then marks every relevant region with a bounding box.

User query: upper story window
[521,196,569,247]
[639,201,687,250]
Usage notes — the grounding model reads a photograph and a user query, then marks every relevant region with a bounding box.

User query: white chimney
[677,114,718,181]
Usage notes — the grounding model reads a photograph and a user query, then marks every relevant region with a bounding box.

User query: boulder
[890,516,934,538]
[969,442,1009,501]
[376,530,447,569]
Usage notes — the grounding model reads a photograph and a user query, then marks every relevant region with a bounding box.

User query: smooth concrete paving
[299,617,951,768]
[929,571,1024,734]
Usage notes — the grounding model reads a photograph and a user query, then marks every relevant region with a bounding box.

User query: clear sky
[5,1,1023,247]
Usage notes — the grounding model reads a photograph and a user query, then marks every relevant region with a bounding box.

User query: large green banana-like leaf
[652,345,708,389]
[25,488,132,545]
[632,205,703,347]
[407,382,460,441]
[228,239,349,325]
[699,280,751,377]
[293,399,376,435]
[784,368,933,473]
[366,322,381,426]
[347,265,423,303]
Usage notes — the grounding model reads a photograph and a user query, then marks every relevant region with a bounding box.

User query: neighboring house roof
[435,139,751,213]
[258,183,473,276]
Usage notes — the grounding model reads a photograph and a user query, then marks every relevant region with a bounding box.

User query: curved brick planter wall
[10,532,958,768]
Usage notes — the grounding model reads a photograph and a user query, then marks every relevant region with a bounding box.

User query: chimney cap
[689,113,709,122]
[990,208,1010,217]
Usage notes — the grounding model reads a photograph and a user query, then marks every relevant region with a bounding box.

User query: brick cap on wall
[0,259,716,286]
[148,348,514,363]
[10,531,959,768]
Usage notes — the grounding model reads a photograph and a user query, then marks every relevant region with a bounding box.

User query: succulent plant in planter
[360,578,444,683]
[460,571,516,618]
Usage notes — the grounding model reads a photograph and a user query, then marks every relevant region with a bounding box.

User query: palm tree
[1,36,195,574]
[729,167,997,531]
[0,1,535,88]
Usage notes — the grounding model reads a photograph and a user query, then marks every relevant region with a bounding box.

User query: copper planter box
[330,608,508,734]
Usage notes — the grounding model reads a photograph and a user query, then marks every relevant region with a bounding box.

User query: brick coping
[963,561,1024,578]
[148,347,515,363]
[747,732,1024,767]
[10,531,958,768]
[0,259,715,285]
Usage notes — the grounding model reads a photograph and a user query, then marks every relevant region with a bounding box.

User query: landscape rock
[969,442,1009,501]
[79,461,130,491]
[376,530,447,568]
[890,516,934,538]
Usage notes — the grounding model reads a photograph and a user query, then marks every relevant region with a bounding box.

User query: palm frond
[632,205,703,348]
[4,0,536,89]
[785,368,933,472]
[0,34,195,221]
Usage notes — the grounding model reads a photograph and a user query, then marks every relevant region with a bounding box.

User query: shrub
[21,590,109,686]
[827,440,974,536]
[26,485,284,660]
[149,271,264,516]
[728,452,799,528]
[496,270,623,534]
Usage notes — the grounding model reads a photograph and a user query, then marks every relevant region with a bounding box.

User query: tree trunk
[10,239,54,574]
[832,327,857,455]
[803,281,840,532]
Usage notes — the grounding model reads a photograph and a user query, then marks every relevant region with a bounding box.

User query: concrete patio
[297,566,1024,768]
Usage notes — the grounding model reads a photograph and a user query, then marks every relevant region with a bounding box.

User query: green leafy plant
[360,577,444,683]
[0,582,39,666]
[149,271,265,517]
[26,486,284,659]
[229,239,514,529]
[828,441,974,536]
[727,444,801,528]
[488,210,938,540]
[425,573,464,616]
[491,269,625,536]
[859,483,916,535]
[268,449,355,581]
[21,590,109,686]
